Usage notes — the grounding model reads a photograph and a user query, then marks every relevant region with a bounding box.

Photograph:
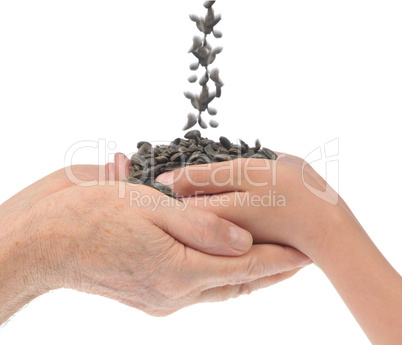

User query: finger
[198,268,302,303]
[154,202,253,256]
[186,244,311,290]
[105,162,115,181]
[114,152,131,181]
[156,158,273,197]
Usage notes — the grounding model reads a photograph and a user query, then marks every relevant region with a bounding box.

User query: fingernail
[298,259,313,268]
[229,226,252,251]
[156,171,174,187]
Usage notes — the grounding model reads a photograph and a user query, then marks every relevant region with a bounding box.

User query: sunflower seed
[179,140,191,148]
[196,19,206,33]
[210,69,224,87]
[219,136,232,150]
[184,130,201,140]
[209,119,219,128]
[214,154,231,162]
[251,154,264,159]
[188,144,200,152]
[215,84,222,98]
[261,147,278,160]
[152,181,175,195]
[207,107,217,115]
[138,142,152,155]
[199,73,209,86]
[229,147,241,155]
[201,139,215,146]
[203,1,215,9]
[198,116,208,129]
[137,141,151,149]
[205,8,215,26]
[213,14,221,26]
[213,29,222,38]
[190,62,200,70]
[189,14,200,22]
[172,138,181,146]
[131,156,144,166]
[126,177,143,184]
[239,139,249,150]
[218,146,228,154]
[208,91,216,103]
[165,162,183,170]
[170,152,184,162]
[212,46,223,55]
[184,91,194,100]
[206,53,216,65]
[204,144,216,156]
[255,139,261,151]
[131,171,145,180]
[155,156,169,164]
[189,36,203,53]
[183,113,198,130]
[188,75,198,83]
[200,85,209,106]
[196,154,210,163]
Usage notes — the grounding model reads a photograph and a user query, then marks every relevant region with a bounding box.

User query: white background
[1,0,401,344]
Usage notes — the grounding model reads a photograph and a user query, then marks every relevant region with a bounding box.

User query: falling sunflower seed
[196,19,206,33]
[207,107,217,115]
[205,8,215,28]
[188,75,198,83]
[183,113,198,131]
[213,29,222,38]
[188,35,203,53]
[189,14,200,22]
[199,72,209,86]
[198,115,208,129]
[184,91,194,100]
[200,85,209,108]
[209,119,219,128]
[203,1,215,9]
[208,91,216,103]
[190,61,199,71]
[213,14,221,26]
[215,84,222,98]
[212,47,223,55]
[184,1,223,130]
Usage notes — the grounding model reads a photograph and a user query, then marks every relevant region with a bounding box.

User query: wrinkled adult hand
[40,182,310,316]
[0,154,310,324]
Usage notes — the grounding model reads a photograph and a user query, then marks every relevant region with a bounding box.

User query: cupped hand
[156,155,353,262]
[30,181,310,317]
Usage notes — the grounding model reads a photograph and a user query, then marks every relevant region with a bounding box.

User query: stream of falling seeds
[127,1,278,197]
[183,1,224,131]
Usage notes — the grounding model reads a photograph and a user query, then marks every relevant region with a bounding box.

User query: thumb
[155,160,246,197]
[155,203,253,257]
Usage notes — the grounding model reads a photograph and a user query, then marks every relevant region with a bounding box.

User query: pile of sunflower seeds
[127,130,278,198]
[183,0,224,130]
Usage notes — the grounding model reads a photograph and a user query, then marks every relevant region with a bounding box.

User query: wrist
[312,206,364,267]
[0,206,53,323]
[301,204,355,263]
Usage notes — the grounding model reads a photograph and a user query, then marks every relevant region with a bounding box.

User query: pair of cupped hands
[1,151,345,317]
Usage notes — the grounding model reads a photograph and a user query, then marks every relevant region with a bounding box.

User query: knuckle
[237,283,254,297]
[192,212,225,248]
[241,257,266,282]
